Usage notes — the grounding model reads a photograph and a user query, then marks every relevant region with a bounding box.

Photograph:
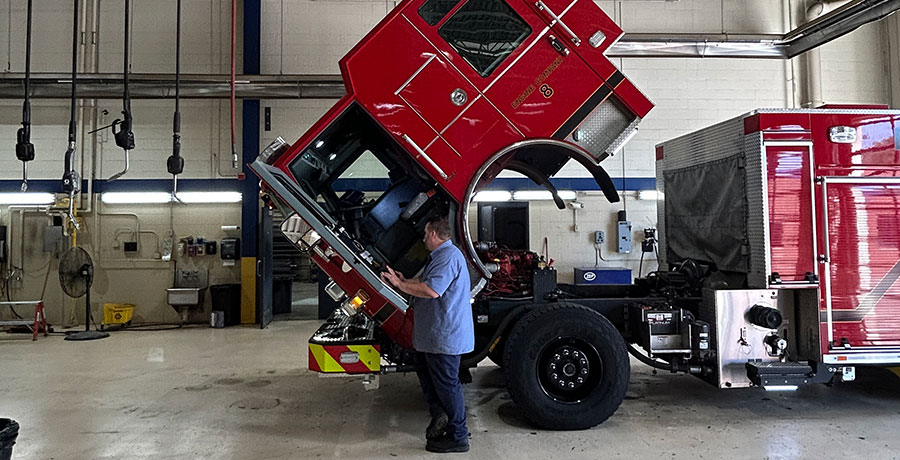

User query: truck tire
[503,302,629,430]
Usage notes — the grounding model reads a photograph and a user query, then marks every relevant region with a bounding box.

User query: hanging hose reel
[108,0,135,181]
[16,0,36,192]
[62,0,81,229]
[167,0,184,200]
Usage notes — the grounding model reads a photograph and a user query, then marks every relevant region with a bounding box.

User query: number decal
[540,84,553,98]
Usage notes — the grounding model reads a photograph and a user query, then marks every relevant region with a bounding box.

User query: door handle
[402,134,450,180]
[547,35,569,56]
[535,0,581,46]
[257,260,263,277]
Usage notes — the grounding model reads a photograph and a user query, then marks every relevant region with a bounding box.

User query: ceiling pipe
[608,0,900,58]
[0,0,896,100]
[0,73,347,99]
[800,1,852,107]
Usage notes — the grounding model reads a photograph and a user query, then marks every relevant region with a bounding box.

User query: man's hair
[424,215,452,240]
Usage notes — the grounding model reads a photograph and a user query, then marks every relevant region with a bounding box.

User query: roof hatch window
[438,0,531,77]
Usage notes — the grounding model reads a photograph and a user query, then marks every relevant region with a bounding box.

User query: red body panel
[766,143,816,282]
[749,109,900,357]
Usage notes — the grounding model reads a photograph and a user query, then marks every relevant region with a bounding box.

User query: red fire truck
[250,0,900,431]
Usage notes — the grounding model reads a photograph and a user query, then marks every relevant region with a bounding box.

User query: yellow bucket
[103,303,135,325]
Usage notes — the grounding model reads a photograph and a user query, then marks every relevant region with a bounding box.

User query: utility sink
[166,287,206,306]
[168,269,209,322]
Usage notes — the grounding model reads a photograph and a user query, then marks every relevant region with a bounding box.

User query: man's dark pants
[415,352,468,442]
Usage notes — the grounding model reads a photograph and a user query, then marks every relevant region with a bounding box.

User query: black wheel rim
[537,337,603,403]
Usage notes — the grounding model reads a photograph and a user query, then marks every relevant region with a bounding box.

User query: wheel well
[460,139,620,279]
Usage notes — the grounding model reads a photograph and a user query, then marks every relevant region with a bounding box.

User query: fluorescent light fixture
[512,190,577,201]
[0,193,55,205]
[315,140,325,149]
[102,191,242,204]
[763,385,798,392]
[102,192,172,204]
[175,191,243,203]
[473,191,511,202]
[637,190,661,200]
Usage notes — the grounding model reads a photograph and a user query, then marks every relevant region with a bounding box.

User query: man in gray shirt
[381,215,473,453]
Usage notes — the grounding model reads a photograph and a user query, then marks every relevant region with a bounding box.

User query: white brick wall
[820,21,891,105]
[262,0,392,75]
[0,0,895,319]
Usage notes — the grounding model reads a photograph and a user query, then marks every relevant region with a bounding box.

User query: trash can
[273,279,292,315]
[210,284,242,326]
[0,418,18,460]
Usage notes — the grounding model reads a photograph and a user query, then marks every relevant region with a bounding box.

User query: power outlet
[594,230,605,244]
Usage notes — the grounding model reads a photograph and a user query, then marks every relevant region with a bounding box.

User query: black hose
[113,0,134,152]
[68,0,78,144]
[626,342,672,371]
[167,0,184,178]
[460,304,528,368]
[15,0,35,191]
[123,0,130,106]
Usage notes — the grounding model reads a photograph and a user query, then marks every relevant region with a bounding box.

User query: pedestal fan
[61,247,108,341]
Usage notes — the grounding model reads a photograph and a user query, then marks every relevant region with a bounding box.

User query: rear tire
[503,302,629,430]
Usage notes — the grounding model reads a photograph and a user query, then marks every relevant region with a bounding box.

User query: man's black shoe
[426,433,469,453]
[426,412,448,440]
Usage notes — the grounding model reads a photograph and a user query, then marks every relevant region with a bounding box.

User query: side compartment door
[766,143,817,284]
[820,177,900,351]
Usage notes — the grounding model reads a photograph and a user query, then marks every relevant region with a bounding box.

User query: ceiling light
[0,193,56,205]
[101,192,172,204]
[513,190,577,201]
[175,191,243,203]
[101,191,242,204]
[473,191,511,202]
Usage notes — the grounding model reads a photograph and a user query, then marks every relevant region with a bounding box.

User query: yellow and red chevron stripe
[308,343,381,373]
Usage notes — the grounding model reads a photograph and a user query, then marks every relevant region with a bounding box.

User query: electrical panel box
[221,238,240,260]
[617,220,632,253]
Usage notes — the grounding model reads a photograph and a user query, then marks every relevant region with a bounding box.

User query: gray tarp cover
[664,154,749,273]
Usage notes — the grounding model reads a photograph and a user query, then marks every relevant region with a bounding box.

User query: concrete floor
[3,321,900,460]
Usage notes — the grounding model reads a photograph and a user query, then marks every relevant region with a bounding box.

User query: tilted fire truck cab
[251,0,651,430]
[250,0,900,432]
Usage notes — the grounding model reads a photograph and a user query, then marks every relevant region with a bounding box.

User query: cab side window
[438,0,531,77]
[418,0,460,26]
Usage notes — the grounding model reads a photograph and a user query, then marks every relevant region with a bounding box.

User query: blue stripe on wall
[330,177,657,192]
[0,176,657,194]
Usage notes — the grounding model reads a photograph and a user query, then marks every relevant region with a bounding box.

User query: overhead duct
[606,0,900,58]
[0,0,896,99]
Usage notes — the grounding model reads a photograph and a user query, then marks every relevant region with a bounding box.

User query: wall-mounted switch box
[594,230,605,244]
[617,221,632,253]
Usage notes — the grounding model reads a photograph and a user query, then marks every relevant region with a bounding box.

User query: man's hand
[380,265,406,287]
[380,265,438,299]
